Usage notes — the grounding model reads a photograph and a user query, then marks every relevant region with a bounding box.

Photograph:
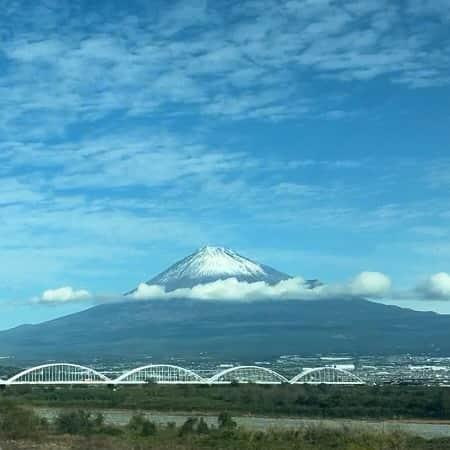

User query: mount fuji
[127,246,320,294]
[1,247,450,362]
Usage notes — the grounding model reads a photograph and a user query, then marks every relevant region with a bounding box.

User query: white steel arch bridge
[6,363,111,385]
[115,364,207,384]
[0,363,366,386]
[290,367,365,385]
[209,365,289,384]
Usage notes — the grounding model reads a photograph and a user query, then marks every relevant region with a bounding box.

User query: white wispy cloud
[0,128,447,299]
[0,0,448,139]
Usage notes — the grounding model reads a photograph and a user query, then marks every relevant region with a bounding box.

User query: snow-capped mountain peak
[135,246,292,292]
[170,246,267,279]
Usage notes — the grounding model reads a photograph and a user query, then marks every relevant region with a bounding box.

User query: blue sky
[0,0,449,329]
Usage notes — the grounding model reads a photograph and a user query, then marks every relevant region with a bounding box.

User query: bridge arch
[209,366,289,384]
[115,364,207,384]
[290,367,365,385]
[7,363,111,385]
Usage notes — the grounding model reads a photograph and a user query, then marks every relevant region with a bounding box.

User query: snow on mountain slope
[134,246,292,292]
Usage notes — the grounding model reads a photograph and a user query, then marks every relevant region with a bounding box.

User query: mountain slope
[1,298,449,362]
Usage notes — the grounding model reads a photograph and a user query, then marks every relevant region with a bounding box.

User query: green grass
[2,383,450,420]
[1,403,450,450]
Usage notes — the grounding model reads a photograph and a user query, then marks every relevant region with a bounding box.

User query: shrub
[127,412,157,436]
[0,405,47,440]
[55,410,96,435]
[197,417,210,434]
[167,421,176,430]
[179,417,197,436]
[218,411,237,430]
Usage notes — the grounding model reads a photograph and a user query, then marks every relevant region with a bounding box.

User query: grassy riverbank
[1,402,450,450]
[2,384,450,420]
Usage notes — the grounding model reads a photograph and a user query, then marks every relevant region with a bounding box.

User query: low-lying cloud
[39,286,92,304]
[131,277,313,301]
[130,272,392,302]
[37,272,450,305]
[348,272,392,298]
[416,272,450,300]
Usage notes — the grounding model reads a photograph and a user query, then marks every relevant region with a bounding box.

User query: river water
[34,407,450,439]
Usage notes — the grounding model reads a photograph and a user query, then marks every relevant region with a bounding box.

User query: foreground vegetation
[0,402,450,450]
[2,383,450,420]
